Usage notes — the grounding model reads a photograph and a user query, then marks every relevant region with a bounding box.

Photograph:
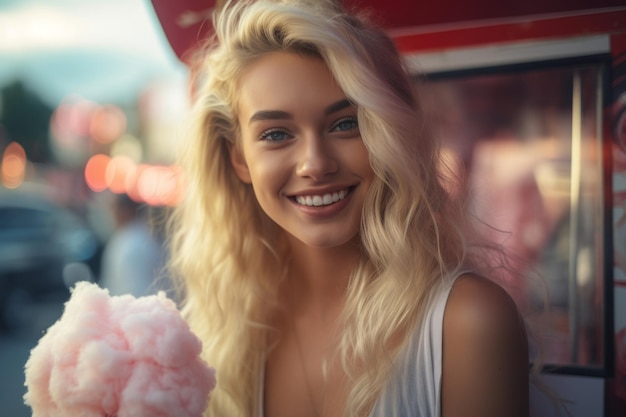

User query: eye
[331,116,359,133]
[259,128,292,142]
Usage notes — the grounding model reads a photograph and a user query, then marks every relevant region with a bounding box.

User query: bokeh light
[105,155,136,194]
[89,104,127,144]
[84,153,110,192]
[1,142,27,188]
[50,97,97,144]
[110,133,143,162]
[84,154,183,206]
[135,164,183,206]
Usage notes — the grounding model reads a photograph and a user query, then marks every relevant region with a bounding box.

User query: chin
[296,231,361,249]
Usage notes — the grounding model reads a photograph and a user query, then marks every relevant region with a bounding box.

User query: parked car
[0,188,100,330]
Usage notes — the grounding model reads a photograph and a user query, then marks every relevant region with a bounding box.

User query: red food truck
[150,1,626,415]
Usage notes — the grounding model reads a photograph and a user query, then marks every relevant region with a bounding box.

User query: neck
[282,236,361,318]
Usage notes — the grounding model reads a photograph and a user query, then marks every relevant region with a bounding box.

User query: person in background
[100,194,168,297]
[167,1,530,416]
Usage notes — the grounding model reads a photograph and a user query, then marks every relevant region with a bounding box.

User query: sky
[0,0,188,107]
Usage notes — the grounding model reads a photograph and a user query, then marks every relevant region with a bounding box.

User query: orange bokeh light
[90,105,127,144]
[1,142,27,188]
[84,153,184,206]
[105,155,136,194]
[84,154,111,192]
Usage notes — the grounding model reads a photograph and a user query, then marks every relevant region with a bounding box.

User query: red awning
[150,0,625,62]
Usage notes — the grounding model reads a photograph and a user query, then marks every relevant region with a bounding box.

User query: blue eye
[259,129,291,142]
[332,117,358,132]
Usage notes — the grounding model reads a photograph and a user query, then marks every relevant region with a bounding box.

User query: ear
[228,143,252,184]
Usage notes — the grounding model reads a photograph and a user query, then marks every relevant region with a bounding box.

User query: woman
[167,1,529,416]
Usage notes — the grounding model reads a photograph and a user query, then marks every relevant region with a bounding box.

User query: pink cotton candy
[24,281,216,417]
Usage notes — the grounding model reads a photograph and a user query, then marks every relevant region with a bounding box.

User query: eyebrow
[248,98,353,125]
[325,98,352,115]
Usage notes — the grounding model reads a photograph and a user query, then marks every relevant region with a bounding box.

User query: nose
[295,132,338,180]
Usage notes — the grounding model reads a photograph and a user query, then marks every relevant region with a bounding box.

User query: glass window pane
[418,64,606,369]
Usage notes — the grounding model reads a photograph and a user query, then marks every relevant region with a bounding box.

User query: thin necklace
[291,319,325,417]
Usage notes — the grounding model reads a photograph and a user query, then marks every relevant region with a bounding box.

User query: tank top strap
[369,269,471,417]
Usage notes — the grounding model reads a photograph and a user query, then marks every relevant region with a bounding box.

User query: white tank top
[258,272,462,417]
[369,274,459,417]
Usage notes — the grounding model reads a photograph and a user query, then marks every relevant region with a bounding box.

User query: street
[0,295,66,417]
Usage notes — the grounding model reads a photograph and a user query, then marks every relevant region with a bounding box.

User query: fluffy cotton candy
[24,281,216,417]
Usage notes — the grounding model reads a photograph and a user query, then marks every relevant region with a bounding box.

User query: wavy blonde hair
[168,1,477,416]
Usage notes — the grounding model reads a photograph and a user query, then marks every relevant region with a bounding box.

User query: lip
[287,186,355,218]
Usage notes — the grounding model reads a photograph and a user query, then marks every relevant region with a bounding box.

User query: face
[231,51,374,249]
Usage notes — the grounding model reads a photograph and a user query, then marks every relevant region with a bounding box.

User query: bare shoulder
[441,273,529,417]
[445,273,523,331]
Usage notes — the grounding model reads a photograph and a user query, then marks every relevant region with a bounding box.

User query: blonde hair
[168,1,477,415]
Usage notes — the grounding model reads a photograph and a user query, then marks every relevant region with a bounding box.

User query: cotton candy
[24,281,216,417]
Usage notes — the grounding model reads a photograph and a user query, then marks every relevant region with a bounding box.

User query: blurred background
[0,0,617,415]
[0,0,189,415]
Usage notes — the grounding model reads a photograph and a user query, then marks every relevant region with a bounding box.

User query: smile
[294,188,351,207]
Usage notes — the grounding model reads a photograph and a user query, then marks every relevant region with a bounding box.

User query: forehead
[237,52,346,121]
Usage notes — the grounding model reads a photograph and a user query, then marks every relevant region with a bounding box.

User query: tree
[0,80,54,163]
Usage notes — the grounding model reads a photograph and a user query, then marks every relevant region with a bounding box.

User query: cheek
[352,145,374,180]
[245,151,289,197]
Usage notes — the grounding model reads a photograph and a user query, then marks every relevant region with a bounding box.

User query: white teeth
[295,189,349,207]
